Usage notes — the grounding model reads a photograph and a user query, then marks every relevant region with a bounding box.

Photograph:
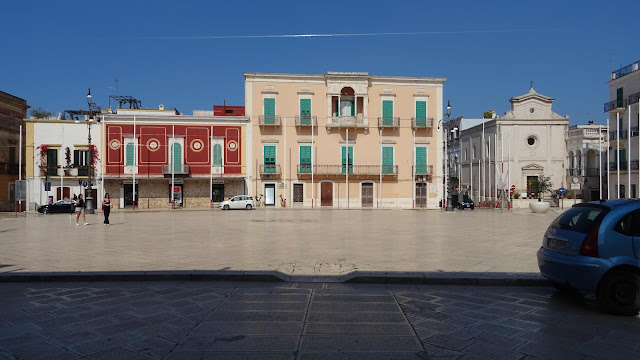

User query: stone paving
[0,281,638,360]
[0,209,559,280]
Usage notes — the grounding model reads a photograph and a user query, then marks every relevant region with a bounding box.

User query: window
[415,100,427,127]
[632,184,637,198]
[464,149,468,161]
[125,143,135,166]
[74,149,89,176]
[213,144,222,166]
[341,146,353,174]
[263,145,276,173]
[527,136,536,146]
[341,100,354,117]
[299,145,311,173]
[550,206,608,234]
[617,87,624,108]
[46,148,58,176]
[299,99,311,124]
[382,146,394,174]
[263,98,276,124]
[170,143,182,172]
[472,145,476,160]
[416,146,427,174]
[382,100,393,126]
[293,183,304,203]
[615,210,640,236]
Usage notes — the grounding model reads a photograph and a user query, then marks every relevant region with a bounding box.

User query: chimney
[159,104,165,110]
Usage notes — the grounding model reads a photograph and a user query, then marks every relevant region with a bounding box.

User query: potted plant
[529,174,553,213]
[35,145,48,176]
[513,192,520,199]
[64,147,72,176]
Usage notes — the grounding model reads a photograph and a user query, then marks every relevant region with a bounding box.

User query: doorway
[321,182,333,206]
[124,184,138,208]
[170,184,183,206]
[264,184,276,206]
[361,183,373,207]
[212,184,224,202]
[416,182,427,208]
[293,183,304,205]
[526,176,537,197]
[57,187,70,201]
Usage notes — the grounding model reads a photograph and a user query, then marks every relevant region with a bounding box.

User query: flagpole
[617,112,620,199]
[132,115,136,210]
[607,118,610,200]
[599,124,602,200]
[628,105,631,198]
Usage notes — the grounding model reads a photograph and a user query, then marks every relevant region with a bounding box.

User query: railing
[411,117,435,129]
[303,165,398,176]
[604,99,628,112]
[568,128,606,138]
[378,117,400,128]
[258,115,282,126]
[611,62,637,80]
[585,168,600,177]
[0,162,20,175]
[294,115,317,127]
[632,127,639,137]
[260,164,281,175]
[610,162,629,171]
[162,164,190,175]
[77,166,89,176]
[566,168,582,176]
[632,160,639,171]
[609,131,618,140]
[629,91,640,104]
[413,165,434,175]
[326,116,368,128]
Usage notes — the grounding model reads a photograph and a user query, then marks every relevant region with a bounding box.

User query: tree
[532,175,553,202]
[483,110,495,119]
[31,107,52,119]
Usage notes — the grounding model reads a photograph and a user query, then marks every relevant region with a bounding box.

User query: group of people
[72,193,111,226]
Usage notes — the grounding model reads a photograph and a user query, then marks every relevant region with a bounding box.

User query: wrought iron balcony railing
[632,160,640,171]
[298,165,398,176]
[411,117,435,129]
[585,168,600,177]
[260,164,281,176]
[610,162,629,171]
[162,164,189,175]
[295,115,317,127]
[604,99,628,112]
[258,115,282,126]
[378,117,400,128]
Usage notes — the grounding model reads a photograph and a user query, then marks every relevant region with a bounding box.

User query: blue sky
[1,0,637,125]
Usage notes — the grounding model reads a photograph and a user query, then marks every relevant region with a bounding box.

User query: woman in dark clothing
[74,194,88,226]
[102,193,111,225]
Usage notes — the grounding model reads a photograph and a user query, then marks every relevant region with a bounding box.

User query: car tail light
[250,196,253,200]
[579,223,599,257]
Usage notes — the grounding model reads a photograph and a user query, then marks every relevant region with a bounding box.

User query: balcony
[568,128,606,139]
[566,168,582,176]
[585,168,600,177]
[413,165,434,176]
[260,164,281,177]
[378,117,400,129]
[162,164,190,175]
[610,162,629,171]
[629,91,640,104]
[632,160,639,171]
[295,115,317,127]
[0,162,20,175]
[609,131,630,140]
[326,116,368,128]
[412,117,435,129]
[258,115,282,126]
[604,99,628,113]
[298,165,398,177]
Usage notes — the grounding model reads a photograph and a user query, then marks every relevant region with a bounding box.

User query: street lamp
[85,88,95,214]
[443,101,454,211]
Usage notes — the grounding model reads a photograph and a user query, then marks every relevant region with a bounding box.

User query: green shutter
[334,98,339,117]
[300,145,311,173]
[621,148,627,169]
[382,100,393,126]
[416,147,427,174]
[170,143,181,172]
[264,98,275,124]
[416,101,427,127]
[350,100,355,116]
[382,147,393,174]
[213,144,222,166]
[264,145,276,173]
[617,88,624,108]
[342,146,353,174]
[126,143,134,166]
[300,99,311,125]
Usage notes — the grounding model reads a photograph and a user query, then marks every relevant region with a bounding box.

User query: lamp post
[85,88,95,214]
[444,101,454,211]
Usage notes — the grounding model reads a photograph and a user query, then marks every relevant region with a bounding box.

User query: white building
[459,87,569,205]
[566,123,608,201]
[604,59,640,199]
[25,118,103,210]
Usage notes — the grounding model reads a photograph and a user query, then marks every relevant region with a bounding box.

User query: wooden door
[361,183,373,207]
[321,182,332,206]
[416,183,427,208]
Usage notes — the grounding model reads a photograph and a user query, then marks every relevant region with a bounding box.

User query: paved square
[0,209,560,279]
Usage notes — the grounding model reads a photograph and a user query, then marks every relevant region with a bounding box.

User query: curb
[0,271,551,286]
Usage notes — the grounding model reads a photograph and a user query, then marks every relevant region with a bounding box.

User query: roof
[509,86,554,103]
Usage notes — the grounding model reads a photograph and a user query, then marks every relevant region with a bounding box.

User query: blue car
[537,199,640,315]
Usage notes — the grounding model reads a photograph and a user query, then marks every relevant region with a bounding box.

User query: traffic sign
[82,181,88,188]
[558,187,566,194]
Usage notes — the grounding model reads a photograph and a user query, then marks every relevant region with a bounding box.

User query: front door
[361,183,373,207]
[526,176,537,197]
[212,184,224,202]
[293,183,304,205]
[57,187,70,201]
[124,184,138,207]
[416,182,427,208]
[321,182,333,206]
[171,185,183,206]
[265,184,276,206]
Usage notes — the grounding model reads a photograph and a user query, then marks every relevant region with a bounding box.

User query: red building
[102,107,249,209]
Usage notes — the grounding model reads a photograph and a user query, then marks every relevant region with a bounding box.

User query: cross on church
[530,80,534,89]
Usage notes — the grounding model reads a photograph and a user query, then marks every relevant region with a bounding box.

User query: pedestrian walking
[102,193,111,225]
[74,194,88,226]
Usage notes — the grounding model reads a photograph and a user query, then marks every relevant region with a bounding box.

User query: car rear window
[549,206,609,234]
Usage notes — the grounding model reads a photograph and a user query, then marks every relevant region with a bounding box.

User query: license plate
[547,238,566,250]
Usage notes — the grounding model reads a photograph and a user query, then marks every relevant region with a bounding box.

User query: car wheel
[471,205,475,210]
[597,271,640,316]
[43,208,49,214]
[246,204,252,210]
[223,205,230,210]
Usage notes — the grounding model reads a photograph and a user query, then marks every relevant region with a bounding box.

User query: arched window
[213,144,222,166]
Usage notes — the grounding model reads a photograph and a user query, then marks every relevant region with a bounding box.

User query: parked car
[220,195,255,210]
[38,199,75,214]
[537,199,640,315]
[452,194,475,210]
